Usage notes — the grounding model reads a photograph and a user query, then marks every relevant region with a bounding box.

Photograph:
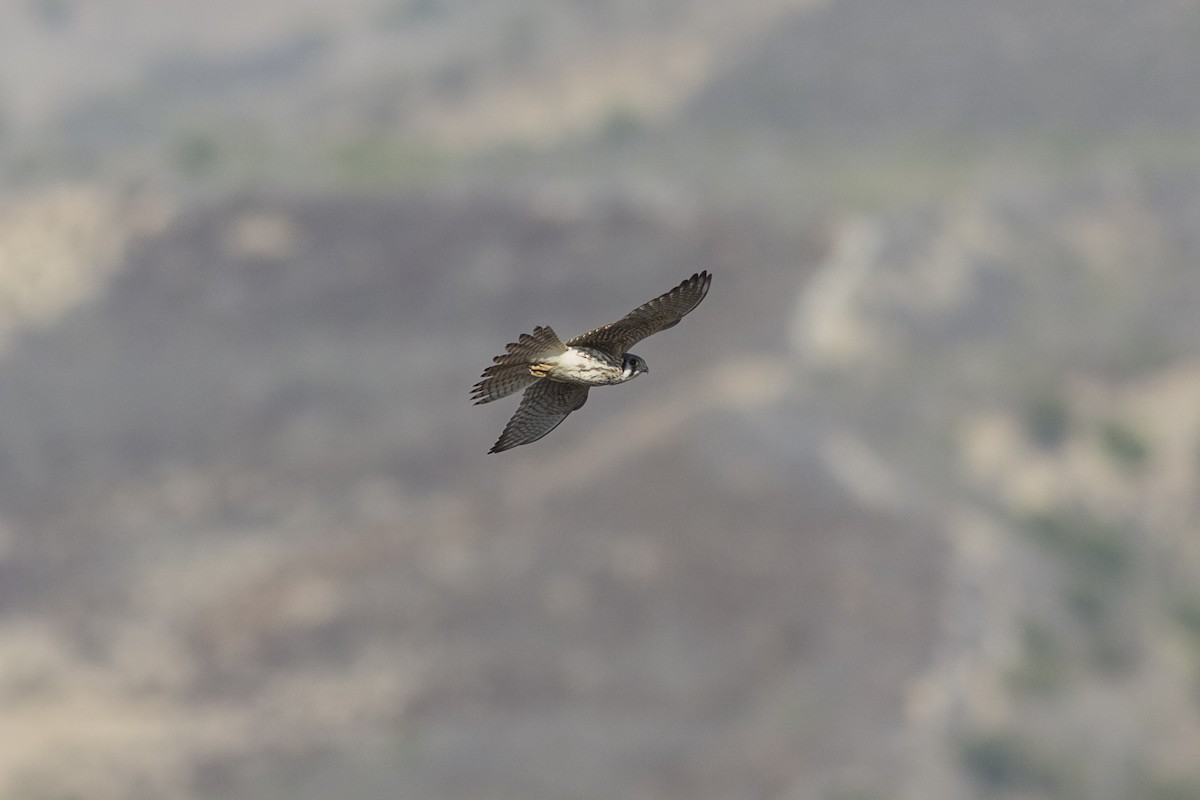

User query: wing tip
[487,437,515,454]
[672,271,711,299]
[672,270,711,306]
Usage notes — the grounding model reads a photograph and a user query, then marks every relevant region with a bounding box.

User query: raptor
[472,271,712,453]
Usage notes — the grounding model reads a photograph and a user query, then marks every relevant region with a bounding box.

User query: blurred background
[1,1,1199,798]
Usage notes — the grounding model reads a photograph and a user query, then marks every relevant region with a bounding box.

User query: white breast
[545,347,627,385]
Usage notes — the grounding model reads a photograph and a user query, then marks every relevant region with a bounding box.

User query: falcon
[472,271,712,453]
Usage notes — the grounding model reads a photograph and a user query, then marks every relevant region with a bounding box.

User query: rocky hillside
[2,0,1199,798]
[1,167,1198,799]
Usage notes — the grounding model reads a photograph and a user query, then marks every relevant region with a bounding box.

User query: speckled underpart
[537,347,629,385]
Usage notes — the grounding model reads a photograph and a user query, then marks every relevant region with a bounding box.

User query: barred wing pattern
[567,271,711,357]
[488,380,590,454]
[471,325,567,405]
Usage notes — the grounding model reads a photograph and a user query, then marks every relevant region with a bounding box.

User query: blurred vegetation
[1083,616,1140,677]
[1006,619,1070,696]
[174,132,221,177]
[1098,420,1151,474]
[1172,597,1200,702]
[1022,510,1134,584]
[958,729,1080,797]
[326,136,450,186]
[598,103,646,146]
[1018,509,1148,680]
[1025,394,1072,451]
[1174,599,1200,644]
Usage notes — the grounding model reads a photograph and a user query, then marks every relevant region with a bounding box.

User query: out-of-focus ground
[1,1,1200,799]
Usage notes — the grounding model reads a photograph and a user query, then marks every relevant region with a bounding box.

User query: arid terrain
[1,2,1199,799]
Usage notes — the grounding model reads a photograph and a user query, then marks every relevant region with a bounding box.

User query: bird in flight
[472,271,712,453]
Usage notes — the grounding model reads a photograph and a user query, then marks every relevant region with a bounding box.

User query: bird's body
[530,346,640,386]
[472,271,711,453]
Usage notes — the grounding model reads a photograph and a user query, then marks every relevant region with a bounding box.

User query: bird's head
[622,353,649,380]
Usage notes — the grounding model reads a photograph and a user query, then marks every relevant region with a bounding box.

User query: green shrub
[1026,395,1071,449]
[1022,511,1133,582]
[958,730,1072,794]
[1006,620,1069,695]
[1099,420,1150,472]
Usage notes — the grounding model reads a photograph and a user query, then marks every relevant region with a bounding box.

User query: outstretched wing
[567,271,711,356]
[488,380,589,453]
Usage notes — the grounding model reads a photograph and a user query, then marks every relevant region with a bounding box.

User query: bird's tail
[471,325,567,404]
